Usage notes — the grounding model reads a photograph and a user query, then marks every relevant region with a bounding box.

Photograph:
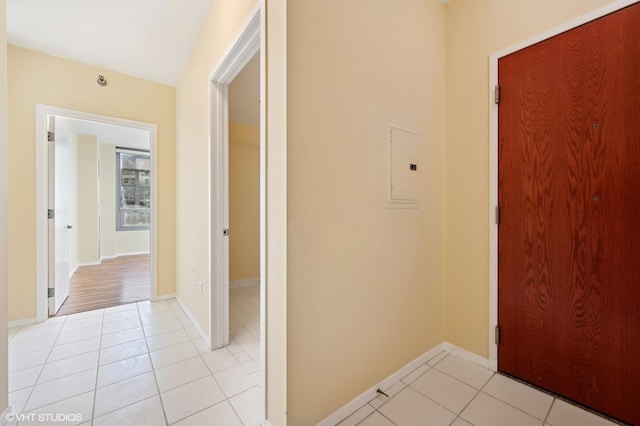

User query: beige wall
[286,0,446,423]
[175,0,257,335]
[7,46,176,320]
[116,231,150,255]
[229,122,260,281]
[99,144,150,258]
[443,0,622,357]
[99,143,116,258]
[77,134,100,264]
[1,0,9,413]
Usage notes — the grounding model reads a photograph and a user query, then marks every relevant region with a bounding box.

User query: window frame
[116,150,151,231]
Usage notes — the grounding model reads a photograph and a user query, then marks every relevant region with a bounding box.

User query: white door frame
[208,3,260,351]
[208,2,264,421]
[35,104,158,323]
[488,0,638,371]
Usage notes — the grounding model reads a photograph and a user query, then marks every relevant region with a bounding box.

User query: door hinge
[48,209,55,219]
[495,205,500,225]
[495,325,501,345]
[494,85,500,104]
[48,288,55,298]
[223,228,230,236]
[47,131,55,142]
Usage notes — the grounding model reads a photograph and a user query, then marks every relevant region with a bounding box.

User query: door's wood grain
[498,4,640,424]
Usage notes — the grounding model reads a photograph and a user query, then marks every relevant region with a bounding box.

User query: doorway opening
[35,105,158,321]
[208,4,265,421]
[228,52,261,358]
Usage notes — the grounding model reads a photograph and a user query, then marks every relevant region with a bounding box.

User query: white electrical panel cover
[387,123,419,208]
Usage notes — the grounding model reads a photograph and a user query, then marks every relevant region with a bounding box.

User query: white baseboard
[116,251,150,257]
[443,341,495,371]
[230,276,259,288]
[318,343,447,426]
[8,318,37,328]
[77,253,150,269]
[77,260,102,267]
[151,293,177,302]
[176,297,211,349]
[68,264,78,278]
[488,357,498,371]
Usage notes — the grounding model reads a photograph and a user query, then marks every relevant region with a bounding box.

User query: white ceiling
[57,117,150,151]
[3,0,456,140]
[8,0,260,125]
[7,0,214,86]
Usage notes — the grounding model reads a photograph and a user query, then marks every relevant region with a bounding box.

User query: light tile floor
[6,285,261,426]
[338,351,621,426]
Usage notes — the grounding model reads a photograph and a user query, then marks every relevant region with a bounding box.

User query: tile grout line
[479,390,548,423]
[16,313,111,415]
[375,408,399,426]
[93,304,164,420]
[543,398,557,426]
[139,301,170,426]
[476,372,558,423]
[370,352,490,426]
[450,369,495,424]
[19,315,68,414]
[90,302,171,423]
[448,386,483,425]
[88,310,105,426]
[424,353,493,422]
[9,295,263,425]
[163,300,216,424]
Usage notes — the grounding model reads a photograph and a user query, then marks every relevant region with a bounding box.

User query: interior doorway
[208,5,265,421]
[228,54,260,293]
[495,3,640,424]
[227,51,261,386]
[35,105,158,321]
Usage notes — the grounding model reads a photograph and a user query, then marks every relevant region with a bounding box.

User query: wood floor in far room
[55,254,150,316]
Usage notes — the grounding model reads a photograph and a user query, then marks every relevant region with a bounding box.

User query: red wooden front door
[498,4,640,424]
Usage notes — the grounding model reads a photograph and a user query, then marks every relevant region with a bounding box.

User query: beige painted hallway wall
[229,122,259,282]
[100,142,116,258]
[1,0,10,413]
[286,0,446,423]
[7,46,176,321]
[443,0,626,357]
[77,134,100,264]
